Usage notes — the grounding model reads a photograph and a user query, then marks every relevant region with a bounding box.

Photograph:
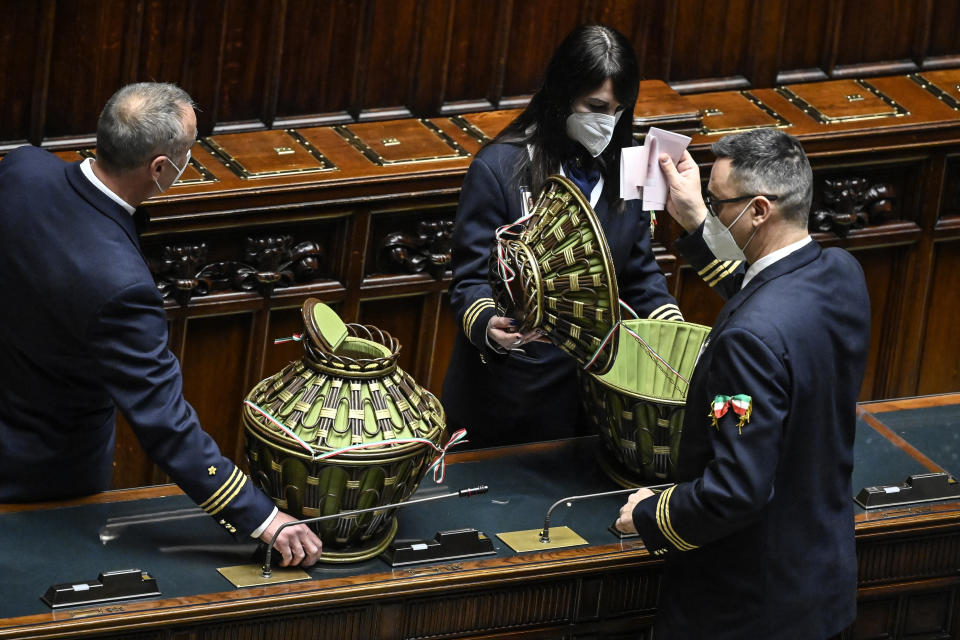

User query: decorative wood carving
[378,219,454,277]
[810,176,897,236]
[154,235,324,305]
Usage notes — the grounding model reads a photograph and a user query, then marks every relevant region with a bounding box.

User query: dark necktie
[564,160,600,201]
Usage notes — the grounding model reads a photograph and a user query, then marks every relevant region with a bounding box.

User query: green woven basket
[243,300,446,563]
[581,318,710,487]
[489,175,621,374]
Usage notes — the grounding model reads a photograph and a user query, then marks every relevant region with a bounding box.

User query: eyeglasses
[705,193,779,217]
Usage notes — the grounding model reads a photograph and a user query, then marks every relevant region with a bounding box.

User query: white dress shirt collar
[79,158,137,216]
[741,235,812,289]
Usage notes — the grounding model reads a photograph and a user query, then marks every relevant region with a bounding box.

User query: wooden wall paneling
[0,1,51,146]
[853,245,917,401]
[410,0,453,116]
[213,0,279,131]
[274,0,360,127]
[901,589,955,638]
[44,0,135,142]
[830,0,923,78]
[355,0,424,121]
[180,312,255,466]
[743,0,788,90]
[926,0,960,68]
[343,210,372,321]
[430,293,457,397]
[807,156,929,399]
[916,239,960,395]
[414,292,444,391]
[357,295,425,379]
[775,0,833,84]
[879,152,947,397]
[498,0,583,106]
[668,0,753,93]
[259,0,288,128]
[597,0,675,84]
[433,0,508,115]
[138,0,231,135]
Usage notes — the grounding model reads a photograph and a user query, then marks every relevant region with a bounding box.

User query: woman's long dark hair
[491,24,640,206]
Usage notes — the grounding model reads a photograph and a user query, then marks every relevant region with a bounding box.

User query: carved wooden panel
[195,606,371,640]
[598,570,661,617]
[810,169,905,237]
[401,580,575,637]
[367,207,455,278]
[142,217,347,305]
[858,533,960,585]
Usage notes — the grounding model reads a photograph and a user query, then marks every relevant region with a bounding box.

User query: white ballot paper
[620,127,692,210]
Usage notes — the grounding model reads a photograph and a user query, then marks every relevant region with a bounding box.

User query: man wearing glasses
[615,129,870,639]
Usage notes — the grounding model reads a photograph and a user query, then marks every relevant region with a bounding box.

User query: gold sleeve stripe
[648,303,682,320]
[208,474,247,516]
[199,467,243,512]
[700,260,733,283]
[697,259,720,277]
[705,261,742,288]
[463,298,495,336]
[656,485,698,551]
[462,298,490,335]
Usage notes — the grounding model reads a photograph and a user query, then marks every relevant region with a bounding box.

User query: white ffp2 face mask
[702,198,757,262]
[154,149,191,195]
[565,110,623,157]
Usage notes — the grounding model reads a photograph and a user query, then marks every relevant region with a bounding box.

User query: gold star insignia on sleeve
[208,466,217,476]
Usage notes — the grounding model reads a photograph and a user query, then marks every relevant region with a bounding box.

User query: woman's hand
[487,316,546,350]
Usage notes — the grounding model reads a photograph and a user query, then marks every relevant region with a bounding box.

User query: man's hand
[259,511,323,567]
[658,151,709,234]
[487,315,545,350]
[615,488,655,535]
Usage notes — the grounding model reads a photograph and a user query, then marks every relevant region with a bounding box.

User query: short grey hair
[96,82,195,172]
[711,129,812,227]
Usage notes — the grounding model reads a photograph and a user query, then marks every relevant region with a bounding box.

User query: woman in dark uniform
[442,24,682,448]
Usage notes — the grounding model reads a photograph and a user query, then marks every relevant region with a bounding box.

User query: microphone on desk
[538,483,674,543]
[260,485,489,578]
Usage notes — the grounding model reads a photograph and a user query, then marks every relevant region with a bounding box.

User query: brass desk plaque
[496,526,588,553]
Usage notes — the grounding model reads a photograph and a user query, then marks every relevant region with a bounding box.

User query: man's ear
[752,197,773,225]
[148,156,166,180]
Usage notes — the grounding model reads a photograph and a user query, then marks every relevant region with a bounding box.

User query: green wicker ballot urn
[580,318,710,487]
[242,299,446,562]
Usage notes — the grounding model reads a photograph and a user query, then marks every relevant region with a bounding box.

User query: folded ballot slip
[620,127,692,210]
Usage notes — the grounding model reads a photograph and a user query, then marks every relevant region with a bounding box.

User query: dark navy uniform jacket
[442,142,681,447]
[0,146,274,537]
[632,225,870,639]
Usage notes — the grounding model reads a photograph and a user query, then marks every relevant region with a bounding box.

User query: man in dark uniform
[0,83,320,567]
[616,129,870,639]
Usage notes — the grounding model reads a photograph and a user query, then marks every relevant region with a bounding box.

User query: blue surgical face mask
[154,149,191,194]
[565,110,624,157]
[702,198,758,262]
